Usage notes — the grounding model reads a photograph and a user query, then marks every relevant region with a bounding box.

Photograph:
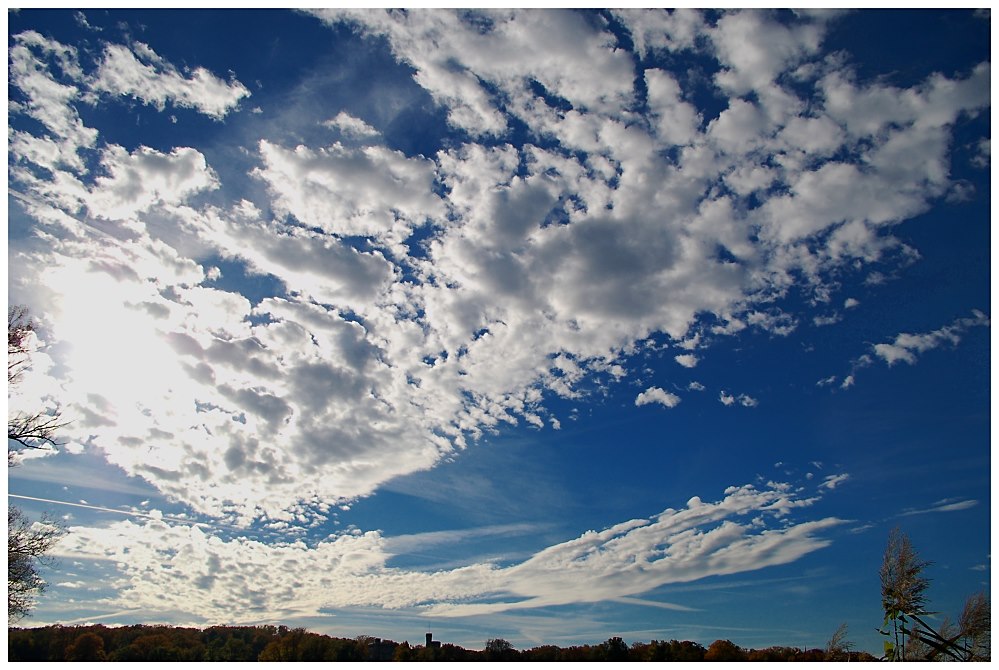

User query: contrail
[7,493,225,529]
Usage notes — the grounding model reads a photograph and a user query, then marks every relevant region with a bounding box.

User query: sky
[6,8,992,654]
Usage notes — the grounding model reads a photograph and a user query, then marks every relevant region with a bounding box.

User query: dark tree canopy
[8,624,880,662]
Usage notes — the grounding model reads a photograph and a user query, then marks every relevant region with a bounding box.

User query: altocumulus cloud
[8,10,990,528]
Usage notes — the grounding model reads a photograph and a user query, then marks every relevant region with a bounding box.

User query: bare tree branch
[8,505,64,621]
[8,411,70,451]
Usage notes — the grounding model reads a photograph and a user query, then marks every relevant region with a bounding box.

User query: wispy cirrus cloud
[899,498,978,517]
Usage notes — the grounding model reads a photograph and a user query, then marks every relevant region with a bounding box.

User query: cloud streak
[899,498,978,517]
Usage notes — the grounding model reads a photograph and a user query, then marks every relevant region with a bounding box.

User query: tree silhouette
[7,305,66,620]
[8,505,62,621]
[484,637,517,661]
[8,306,68,456]
[704,638,748,661]
[65,632,108,661]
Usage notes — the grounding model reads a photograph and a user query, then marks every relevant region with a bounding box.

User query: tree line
[8,624,881,662]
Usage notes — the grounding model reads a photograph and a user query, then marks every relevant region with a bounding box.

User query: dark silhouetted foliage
[484,637,518,661]
[704,638,748,661]
[8,623,884,661]
[64,632,107,661]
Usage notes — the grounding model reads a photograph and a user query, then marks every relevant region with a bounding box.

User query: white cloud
[381,523,545,556]
[819,473,849,490]
[720,391,758,408]
[645,69,701,146]
[613,9,705,57]
[709,10,825,96]
[835,311,987,389]
[253,139,445,252]
[87,146,219,221]
[873,311,990,366]
[73,11,100,31]
[674,354,699,368]
[821,61,990,138]
[778,115,844,157]
[971,138,990,168]
[323,111,380,138]
[9,32,96,173]
[89,42,249,119]
[635,386,681,409]
[50,481,842,623]
[313,9,635,137]
[813,313,841,327]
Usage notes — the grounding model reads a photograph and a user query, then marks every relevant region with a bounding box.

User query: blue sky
[6,9,991,653]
